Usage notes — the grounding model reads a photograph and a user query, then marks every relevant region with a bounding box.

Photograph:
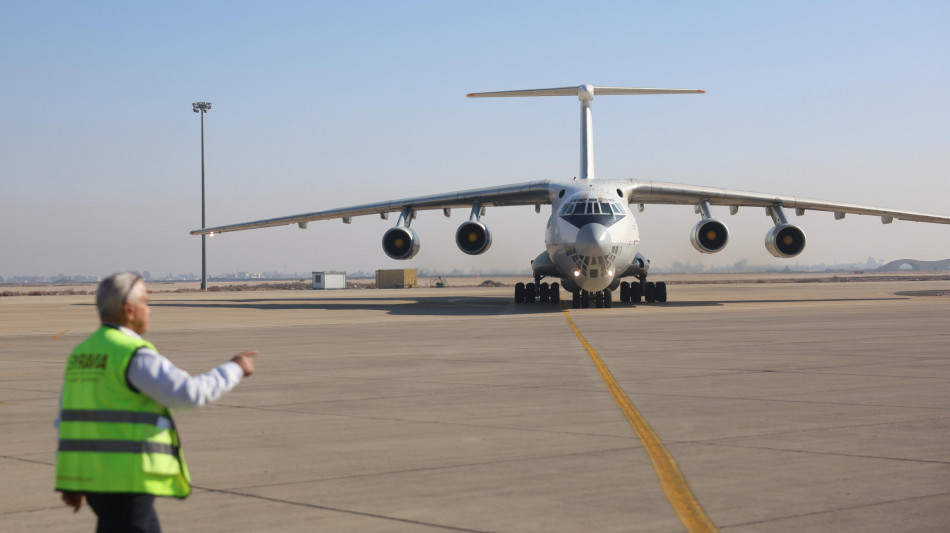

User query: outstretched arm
[127,349,259,409]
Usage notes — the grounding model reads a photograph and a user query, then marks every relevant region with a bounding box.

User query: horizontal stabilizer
[593,87,705,95]
[467,85,705,99]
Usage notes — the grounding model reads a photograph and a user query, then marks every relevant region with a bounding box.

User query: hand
[61,491,83,512]
[231,350,259,377]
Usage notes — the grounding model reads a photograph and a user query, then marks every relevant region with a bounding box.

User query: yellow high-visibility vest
[55,326,191,497]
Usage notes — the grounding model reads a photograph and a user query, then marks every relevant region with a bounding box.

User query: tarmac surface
[2,278,949,532]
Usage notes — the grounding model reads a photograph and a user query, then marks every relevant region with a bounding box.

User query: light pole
[192,101,212,290]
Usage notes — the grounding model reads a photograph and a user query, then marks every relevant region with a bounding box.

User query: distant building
[375,269,417,289]
[878,259,950,272]
[312,271,346,290]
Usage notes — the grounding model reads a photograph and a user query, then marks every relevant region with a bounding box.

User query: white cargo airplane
[192,85,950,308]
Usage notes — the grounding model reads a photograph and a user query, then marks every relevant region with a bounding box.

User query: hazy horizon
[6,255,946,284]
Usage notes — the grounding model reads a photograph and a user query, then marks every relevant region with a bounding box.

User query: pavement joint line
[224,444,641,492]
[692,441,950,465]
[1,505,69,516]
[693,415,950,444]
[208,403,643,441]
[721,491,950,529]
[0,454,54,466]
[560,302,720,533]
[614,390,950,411]
[212,381,606,409]
[193,486,496,533]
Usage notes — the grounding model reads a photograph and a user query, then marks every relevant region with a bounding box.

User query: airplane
[192,84,950,309]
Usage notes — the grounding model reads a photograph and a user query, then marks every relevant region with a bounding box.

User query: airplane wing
[627,180,950,224]
[191,180,555,235]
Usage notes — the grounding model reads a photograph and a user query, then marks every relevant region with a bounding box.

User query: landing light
[607,269,613,277]
[574,270,581,277]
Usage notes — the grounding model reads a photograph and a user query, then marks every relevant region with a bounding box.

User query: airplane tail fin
[467,85,705,180]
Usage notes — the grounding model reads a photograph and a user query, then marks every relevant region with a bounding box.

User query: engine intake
[382,227,420,260]
[456,221,492,255]
[690,219,729,253]
[765,224,806,258]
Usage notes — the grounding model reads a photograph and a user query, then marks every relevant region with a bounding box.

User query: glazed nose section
[576,223,611,256]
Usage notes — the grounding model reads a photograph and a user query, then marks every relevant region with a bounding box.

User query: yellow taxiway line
[561,304,719,533]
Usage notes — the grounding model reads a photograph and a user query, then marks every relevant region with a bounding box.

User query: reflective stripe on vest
[60,409,173,428]
[59,440,178,456]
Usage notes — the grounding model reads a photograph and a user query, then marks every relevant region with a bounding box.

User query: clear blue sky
[2,1,948,278]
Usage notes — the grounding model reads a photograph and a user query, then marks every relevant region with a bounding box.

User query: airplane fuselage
[540,180,644,293]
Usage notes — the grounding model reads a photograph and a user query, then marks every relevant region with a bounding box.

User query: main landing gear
[514,281,561,304]
[617,280,667,304]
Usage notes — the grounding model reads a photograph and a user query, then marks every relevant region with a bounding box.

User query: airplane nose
[576,223,612,256]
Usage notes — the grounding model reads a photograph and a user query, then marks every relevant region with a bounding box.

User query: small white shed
[312,271,346,290]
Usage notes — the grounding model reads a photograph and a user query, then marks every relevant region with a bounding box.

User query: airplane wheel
[539,282,550,303]
[644,282,656,303]
[595,291,604,308]
[619,281,630,303]
[514,282,525,304]
[630,282,642,303]
[581,291,590,308]
[550,283,560,303]
[604,289,612,308]
[656,282,667,303]
[572,290,580,309]
[526,283,536,303]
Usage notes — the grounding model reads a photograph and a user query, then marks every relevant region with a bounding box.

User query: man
[55,272,258,532]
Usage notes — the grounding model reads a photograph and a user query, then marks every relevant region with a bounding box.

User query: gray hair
[96,272,143,322]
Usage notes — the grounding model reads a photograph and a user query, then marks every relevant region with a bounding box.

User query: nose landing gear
[571,289,612,308]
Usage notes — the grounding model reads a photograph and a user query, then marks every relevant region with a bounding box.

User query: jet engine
[765,224,806,258]
[455,221,492,255]
[382,227,420,260]
[690,219,729,253]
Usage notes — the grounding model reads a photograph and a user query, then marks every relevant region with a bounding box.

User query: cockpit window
[559,198,627,228]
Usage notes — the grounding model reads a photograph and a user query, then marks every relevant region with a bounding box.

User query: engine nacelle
[690,219,729,254]
[765,224,806,258]
[382,227,420,260]
[455,221,492,255]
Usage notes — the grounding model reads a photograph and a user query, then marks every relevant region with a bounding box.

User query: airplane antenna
[467,85,705,180]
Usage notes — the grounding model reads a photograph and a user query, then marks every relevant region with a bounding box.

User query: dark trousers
[86,493,161,533]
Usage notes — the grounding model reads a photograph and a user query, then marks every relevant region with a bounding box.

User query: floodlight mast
[192,102,211,290]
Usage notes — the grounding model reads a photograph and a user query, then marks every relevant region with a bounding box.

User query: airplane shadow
[656,296,904,307]
[144,296,558,317]
[77,293,908,317]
